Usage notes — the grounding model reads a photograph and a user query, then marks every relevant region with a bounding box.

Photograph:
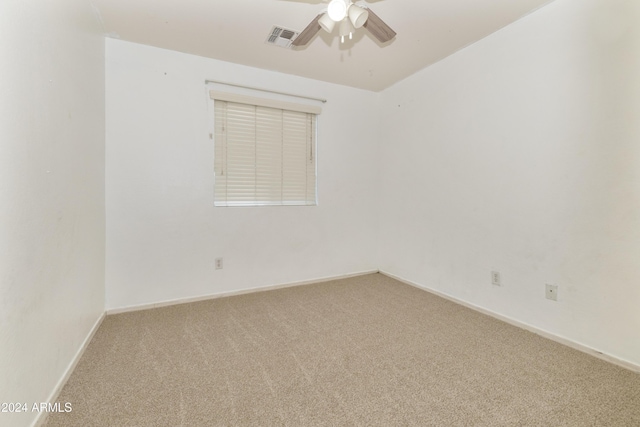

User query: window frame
[208,89,320,207]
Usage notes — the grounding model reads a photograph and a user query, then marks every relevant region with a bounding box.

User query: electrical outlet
[546,284,558,301]
[491,271,501,286]
[215,258,223,270]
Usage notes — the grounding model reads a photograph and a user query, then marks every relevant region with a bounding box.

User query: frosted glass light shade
[348,4,369,28]
[319,13,335,33]
[327,0,347,22]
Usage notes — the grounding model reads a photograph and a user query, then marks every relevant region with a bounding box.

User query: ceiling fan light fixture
[327,0,347,22]
[318,13,335,33]
[339,18,354,43]
[292,0,396,48]
[348,4,369,29]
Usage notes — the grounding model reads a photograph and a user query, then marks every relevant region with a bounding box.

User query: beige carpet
[45,274,640,426]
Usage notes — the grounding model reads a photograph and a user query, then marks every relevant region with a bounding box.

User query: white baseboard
[34,268,637,427]
[106,269,380,315]
[32,312,106,427]
[380,270,640,374]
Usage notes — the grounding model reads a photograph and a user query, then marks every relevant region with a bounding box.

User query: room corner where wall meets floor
[379,271,640,375]
[1,0,106,427]
[378,0,640,369]
[43,274,640,426]
[105,270,380,315]
[104,37,381,312]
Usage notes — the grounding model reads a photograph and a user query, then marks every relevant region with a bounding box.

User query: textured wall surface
[379,0,640,366]
[105,39,380,310]
[0,1,105,426]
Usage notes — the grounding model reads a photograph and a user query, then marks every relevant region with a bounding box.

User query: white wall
[105,39,380,310]
[379,0,640,366]
[0,0,105,425]
[1,0,637,422]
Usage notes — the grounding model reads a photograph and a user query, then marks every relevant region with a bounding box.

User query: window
[210,91,318,207]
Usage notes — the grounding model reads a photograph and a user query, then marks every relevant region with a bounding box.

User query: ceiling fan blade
[363,8,396,44]
[292,14,323,47]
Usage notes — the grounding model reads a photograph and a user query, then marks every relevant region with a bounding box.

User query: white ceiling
[93,0,553,91]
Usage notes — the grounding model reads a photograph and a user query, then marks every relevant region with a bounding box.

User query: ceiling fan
[292,0,396,47]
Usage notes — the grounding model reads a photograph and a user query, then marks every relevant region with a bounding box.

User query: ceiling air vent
[265,26,300,49]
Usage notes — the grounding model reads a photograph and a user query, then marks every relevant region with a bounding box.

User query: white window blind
[213,98,317,206]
